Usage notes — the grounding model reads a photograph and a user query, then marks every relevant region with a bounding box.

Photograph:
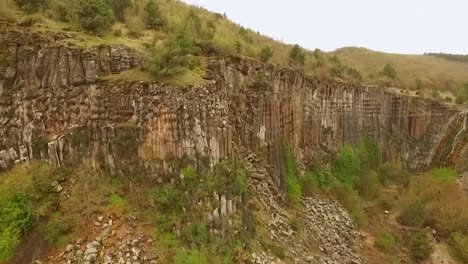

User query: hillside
[3,0,467,96]
[333,47,468,95]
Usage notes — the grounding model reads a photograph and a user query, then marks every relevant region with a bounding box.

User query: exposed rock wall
[1,26,467,183]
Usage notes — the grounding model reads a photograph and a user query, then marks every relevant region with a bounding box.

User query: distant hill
[332,47,468,93]
[424,53,468,64]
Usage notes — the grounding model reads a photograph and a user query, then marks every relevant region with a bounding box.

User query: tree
[147,29,201,76]
[289,44,306,66]
[383,64,397,79]
[15,0,48,13]
[259,46,274,63]
[76,0,114,33]
[144,0,165,29]
[107,0,131,21]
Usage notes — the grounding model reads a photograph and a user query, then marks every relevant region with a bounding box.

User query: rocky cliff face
[1,24,467,184]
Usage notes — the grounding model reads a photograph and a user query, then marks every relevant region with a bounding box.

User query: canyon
[1,23,468,264]
[1,24,467,181]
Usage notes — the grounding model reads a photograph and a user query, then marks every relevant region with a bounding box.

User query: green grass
[430,167,457,182]
[107,194,128,209]
[282,145,302,205]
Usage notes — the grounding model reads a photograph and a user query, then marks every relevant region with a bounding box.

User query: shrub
[107,0,131,21]
[356,170,380,200]
[234,41,242,53]
[358,137,380,171]
[455,95,465,104]
[252,70,271,89]
[147,29,201,77]
[449,232,468,262]
[259,46,274,63]
[43,214,69,246]
[15,0,48,13]
[54,3,69,22]
[173,248,208,264]
[444,96,453,103]
[289,44,306,66]
[282,145,302,205]
[113,28,122,36]
[75,0,114,33]
[238,27,253,44]
[399,199,425,226]
[125,15,145,38]
[152,184,184,213]
[409,230,433,262]
[383,64,397,79]
[380,163,410,187]
[332,144,361,185]
[399,173,468,236]
[144,0,164,29]
[375,230,396,252]
[301,164,331,195]
[0,194,33,262]
[331,181,366,226]
[234,168,246,195]
[190,223,208,246]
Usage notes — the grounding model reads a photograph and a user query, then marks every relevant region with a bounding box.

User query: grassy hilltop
[2,0,468,100]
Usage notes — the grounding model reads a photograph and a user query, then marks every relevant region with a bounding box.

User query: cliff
[1,24,468,184]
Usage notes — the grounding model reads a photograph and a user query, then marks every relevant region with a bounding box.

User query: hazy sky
[181,0,467,55]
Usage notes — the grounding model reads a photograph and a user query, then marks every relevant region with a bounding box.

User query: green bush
[301,164,331,195]
[358,137,380,171]
[380,163,410,187]
[108,194,127,209]
[43,214,69,246]
[409,230,433,262]
[173,248,208,264]
[252,70,272,89]
[356,170,380,200]
[234,168,246,195]
[190,223,208,246]
[282,145,302,205]
[289,44,306,66]
[144,0,165,29]
[399,199,425,226]
[15,0,48,13]
[430,167,456,182]
[0,194,33,262]
[383,64,397,79]
[331,181,366,226]
[449,232,468,262]
[375,230,396,252]
[259,46,274,63]
[152,184,184,213]
[444,96,453,103]
[332,144,361,185]
[147,29,201,76]
[107,0,130,21]
[455,95,465,104]
[76,0,114,33]
[53,3,69,22]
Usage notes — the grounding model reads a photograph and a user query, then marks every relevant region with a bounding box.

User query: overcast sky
[181,0,467,55]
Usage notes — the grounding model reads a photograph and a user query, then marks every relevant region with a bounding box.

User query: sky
[181,0,467,55]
